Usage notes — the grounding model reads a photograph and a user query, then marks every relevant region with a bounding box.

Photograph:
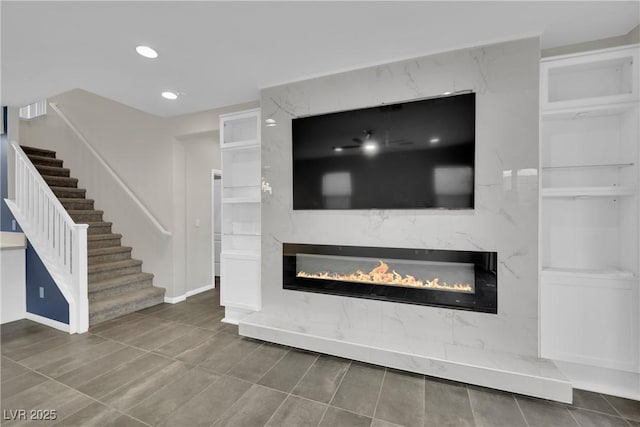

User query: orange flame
[297,260,473,293]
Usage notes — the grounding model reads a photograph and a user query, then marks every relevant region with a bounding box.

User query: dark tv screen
[292,92,475,210]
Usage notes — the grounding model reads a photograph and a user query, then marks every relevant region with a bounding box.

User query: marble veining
[259,37,540,357]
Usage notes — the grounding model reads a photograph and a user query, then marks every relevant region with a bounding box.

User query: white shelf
[541,186,636,198]
[542,163,634,171]
[541,267,636,281]
[541,101,637,119]
[224,231,260,236]
[221,139,260,150]
[223,197,261,204]
[221,249,260,259]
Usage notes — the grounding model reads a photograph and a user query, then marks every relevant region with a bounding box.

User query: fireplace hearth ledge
[239,312,573,403]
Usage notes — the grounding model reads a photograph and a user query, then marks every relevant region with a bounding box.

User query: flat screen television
[292,92,475,210]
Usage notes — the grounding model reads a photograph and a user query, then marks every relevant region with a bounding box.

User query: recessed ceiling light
[161,91,178,100]
[333,146,343,152]
[363,141,378,152]
[430,137,440,144]
[442,91,453,95]
[265,118,276,124]
[136,45,158,59]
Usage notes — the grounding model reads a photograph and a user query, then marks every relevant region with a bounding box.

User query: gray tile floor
[2,287,639,427]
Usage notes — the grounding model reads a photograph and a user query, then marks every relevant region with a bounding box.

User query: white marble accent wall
[260,38,540,356]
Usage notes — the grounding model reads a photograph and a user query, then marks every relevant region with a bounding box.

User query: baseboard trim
[164,295,187,304]
[185,284,215,298]
[165,284,215,304]
[25,312,71,333]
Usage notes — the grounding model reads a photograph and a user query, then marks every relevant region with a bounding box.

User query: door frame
[211,169,222,286]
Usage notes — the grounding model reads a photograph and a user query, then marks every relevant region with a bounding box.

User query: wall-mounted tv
[292,92,475,210]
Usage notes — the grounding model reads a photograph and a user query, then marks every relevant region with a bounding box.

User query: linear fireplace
[283,244,497,313]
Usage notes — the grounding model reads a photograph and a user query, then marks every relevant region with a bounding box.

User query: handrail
[6,142,89,333]
[49,102,172,237]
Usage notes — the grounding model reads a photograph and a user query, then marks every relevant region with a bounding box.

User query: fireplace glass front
[283,244,497,313]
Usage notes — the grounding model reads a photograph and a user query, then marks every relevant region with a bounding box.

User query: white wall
[261,37,540,356]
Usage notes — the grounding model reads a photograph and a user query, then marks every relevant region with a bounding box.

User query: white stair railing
[4,142,89,333]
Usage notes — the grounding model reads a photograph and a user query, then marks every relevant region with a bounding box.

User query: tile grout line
[262,352,322,427]
[204,375,258,427]
[315,359,353,427]
[567,405,582,427]
[466,385,480,426]
[253,347,292,385]
[370,368,387,427]
[600,394,630,421]
[513,395,532,427]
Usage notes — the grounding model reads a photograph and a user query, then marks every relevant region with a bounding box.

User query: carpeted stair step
[68,209,104,223]
[35,165,70,177]
[86,221,112,235]
[88,233,122,249]
[25,154,63,168]
[89,259,143,282]
[88,272,154,301]
[21,145,56,158]
[43,175,78,188]
[89,286,165,325]
[88,246,132,264]
[51,186,86,199]
[59,198,94,210]
[24,145,166,326]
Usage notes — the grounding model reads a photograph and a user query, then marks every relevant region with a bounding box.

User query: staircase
[21,145,165,326]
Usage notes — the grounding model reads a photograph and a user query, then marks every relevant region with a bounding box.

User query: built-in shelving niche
[539,45,640,381]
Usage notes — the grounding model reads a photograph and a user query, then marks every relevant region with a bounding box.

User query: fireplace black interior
[283,243,497,313]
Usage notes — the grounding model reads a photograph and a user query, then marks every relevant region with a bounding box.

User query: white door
[212,170,222,281]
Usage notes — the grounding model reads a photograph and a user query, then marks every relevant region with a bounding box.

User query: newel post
[73,224,90,333]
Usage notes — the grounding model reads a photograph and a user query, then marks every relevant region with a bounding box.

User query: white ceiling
[2,1,638,117]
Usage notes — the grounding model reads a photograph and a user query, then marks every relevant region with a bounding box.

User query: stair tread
[89,272,154,292]
[68,209,104,214]
[35,165,70,175]
[51,187,86,196]
[26,154,63,164]
[21,145,56,157]
[86,221,113,226]
[59,198,93,203]
[88,233,122,241]
[88,258,142,273]
[89,286,165,314]
[42,175,77,181]
[88,246,132,256]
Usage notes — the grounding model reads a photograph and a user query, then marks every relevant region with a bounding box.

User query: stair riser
[53,188,86,198]
[88,237,122,249]
[89,265,142,282]
[70,212,104,222]
[90,292,165,325]
[44,177,78,188]
[88,224,112,235]
[35,166,70,177]
[89,279,153,301]
[61,200,94,210]
[28,157,63,167]
[89,250,132,264]
[22,147,56,158]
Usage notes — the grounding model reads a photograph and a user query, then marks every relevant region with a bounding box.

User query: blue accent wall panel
[25,239,69,324]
